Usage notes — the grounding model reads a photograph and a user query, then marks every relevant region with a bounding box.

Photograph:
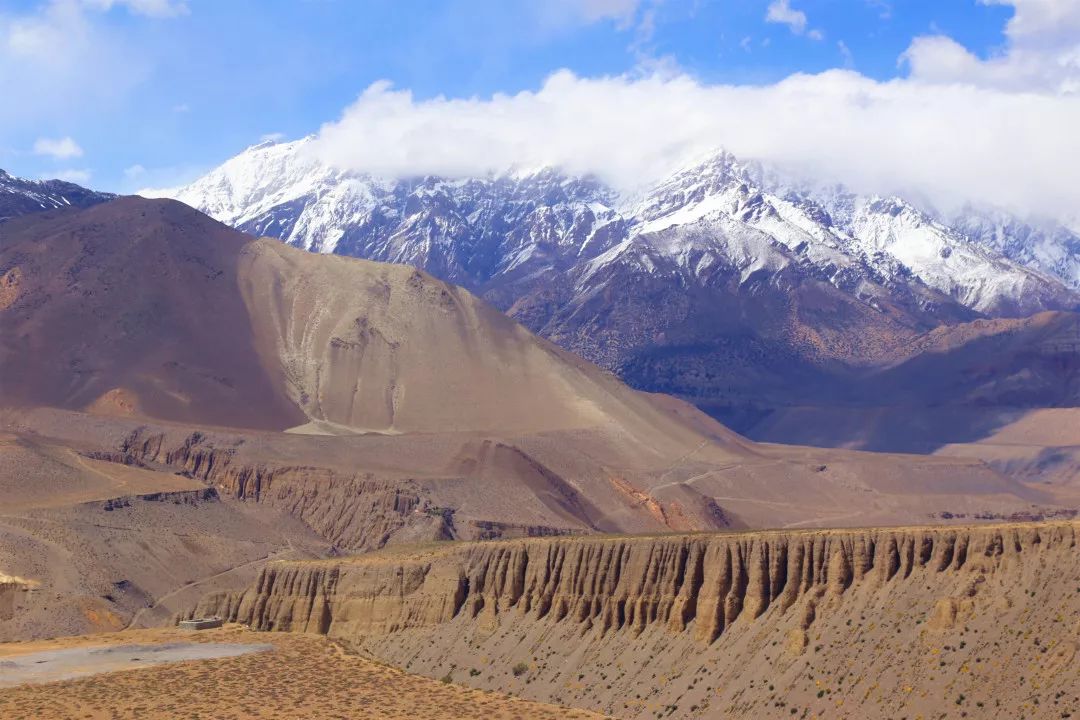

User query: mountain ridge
[2,191,1076,651]
[0,169,114,222]
[145,139,1080,428]
[149,137,1080,312]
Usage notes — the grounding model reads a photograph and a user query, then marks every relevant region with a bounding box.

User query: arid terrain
[4,198,1071,643]
[0,428,326,640]
[1,197,1079,719]
[0,626,606,719]
[4,2,1080,716]
[189,522,1080,720]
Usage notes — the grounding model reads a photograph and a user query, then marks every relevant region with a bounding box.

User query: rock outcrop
[90,429,595,550]
[98,487,219,512]
[189,522,1080,719]
[192,523,1075,640]
[0,575,39,624]
[89,429,448,550]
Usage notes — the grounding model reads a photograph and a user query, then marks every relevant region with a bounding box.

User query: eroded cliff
[190,522,1080,719]
[91,429,485,550]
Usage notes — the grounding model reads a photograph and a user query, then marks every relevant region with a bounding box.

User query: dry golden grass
[0,626,608,720]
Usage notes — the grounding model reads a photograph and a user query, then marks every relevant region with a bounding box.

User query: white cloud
[866,0,892,20]
[124,163,145,179]
[766,0,805,34]
[577,0,641,24]
[33,136,84,159]
[904,0,1080,93]
[765,0,823,40]
[50,168,92,183]
[4,0,88,60]
[83,0,189,18]
[302,0,1080,221]
[531,0,643,32]
[172,102,190,113]
[308,68,1080,220]
[0,0,184,137]
[837,40,854,68]
[0,1,150,133]
[986,0,1080,44]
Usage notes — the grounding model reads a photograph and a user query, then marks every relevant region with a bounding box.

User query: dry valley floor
[0,626,607,720]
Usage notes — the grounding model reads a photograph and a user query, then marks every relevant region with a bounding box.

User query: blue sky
[5,0,1080,221]
[0,0,1020,192]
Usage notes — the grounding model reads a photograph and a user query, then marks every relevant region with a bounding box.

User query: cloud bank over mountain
[309,0,1080,220]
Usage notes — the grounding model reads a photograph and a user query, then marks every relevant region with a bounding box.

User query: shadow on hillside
[731,405,1038,454]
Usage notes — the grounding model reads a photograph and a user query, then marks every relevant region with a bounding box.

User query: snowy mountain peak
[153,138,1080,318]
[0,168,114,222]
[866,196,923,220]
[948,206,1080,291]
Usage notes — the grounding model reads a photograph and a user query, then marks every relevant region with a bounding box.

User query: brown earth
[934,408,1080,483]
[1,197,1075,646]
[0,199,304,430]
[0,196,753,441]
[739,404,1080,510]
[0,626,606,719]
[4,402,1061,644]
[1,196,1078,719]
[189,521,1080,720]
[0,430,326,641]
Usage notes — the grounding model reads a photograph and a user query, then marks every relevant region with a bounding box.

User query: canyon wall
[189,522,1080,719]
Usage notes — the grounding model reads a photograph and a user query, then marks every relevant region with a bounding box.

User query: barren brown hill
[190,522,1080,720]
[0,196,747,444]
[0,199,304,430]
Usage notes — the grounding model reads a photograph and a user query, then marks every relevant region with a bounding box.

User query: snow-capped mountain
[157,137,1078,317]
[754,175,1078,317]
[0,169,114,222]
[948,207,1080,292]
[152,138,1080,419]
[830,195,1071,316]
[623,154,980,318]
[147,137,627,290]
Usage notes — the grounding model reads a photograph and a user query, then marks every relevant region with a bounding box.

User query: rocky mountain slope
[949,206,1080,293]
[1,198,303,430]
[151,139,1080,426]
[0,196,719,438]
[0,169,113,222]
[7,395,1058,644]
[5,196,1071,641]
[2,197,1061,536]
[189,521,1080,720]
